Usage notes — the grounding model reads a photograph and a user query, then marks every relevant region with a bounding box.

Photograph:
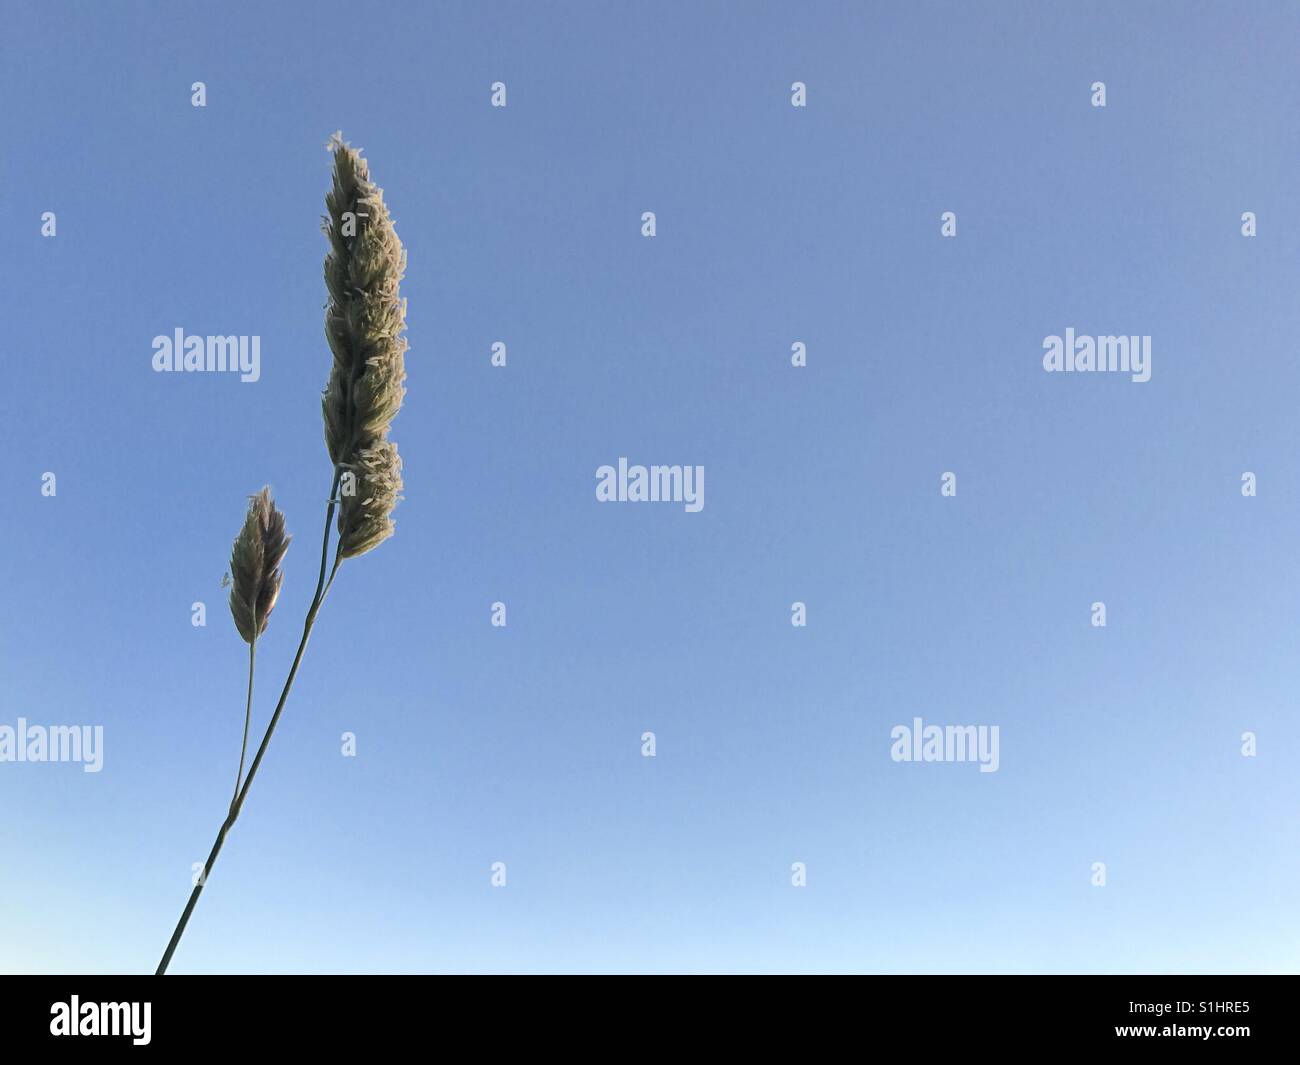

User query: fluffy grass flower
[227,487,291,643]
[338,440,404,559]
[321,132,407,557]
[159,134,410,975]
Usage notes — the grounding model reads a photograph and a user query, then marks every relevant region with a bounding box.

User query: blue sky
[2,0,1298,973]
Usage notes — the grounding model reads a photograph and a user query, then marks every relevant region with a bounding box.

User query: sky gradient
[2,0,1298,973]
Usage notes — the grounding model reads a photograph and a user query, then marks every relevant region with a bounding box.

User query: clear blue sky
[2,0,1298,974]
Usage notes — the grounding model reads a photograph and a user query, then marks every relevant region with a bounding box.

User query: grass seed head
[321,132,408,554]
[228,487,291,643]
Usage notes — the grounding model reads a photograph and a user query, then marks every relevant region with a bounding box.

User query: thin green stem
[230,638,256,816]
[322,542,344,600]
[156,469,343,976]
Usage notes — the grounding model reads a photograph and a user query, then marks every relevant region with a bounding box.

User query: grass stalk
[156,470,342,975]
[230,639,256,815]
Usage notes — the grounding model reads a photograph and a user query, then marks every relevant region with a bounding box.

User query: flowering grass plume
[228,487,291,643]
[157,133,410,975]
[321,131,406,558]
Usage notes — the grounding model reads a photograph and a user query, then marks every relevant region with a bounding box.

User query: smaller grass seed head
[228,487,291,643]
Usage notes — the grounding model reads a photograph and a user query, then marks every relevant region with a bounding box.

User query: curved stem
[322,543,344,600]
[230,638,256,815]
[156,469,343,975]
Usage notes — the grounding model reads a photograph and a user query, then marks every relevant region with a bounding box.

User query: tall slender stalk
[156,472,340,976]
[156,133,406,974]
[230,639,256,815]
